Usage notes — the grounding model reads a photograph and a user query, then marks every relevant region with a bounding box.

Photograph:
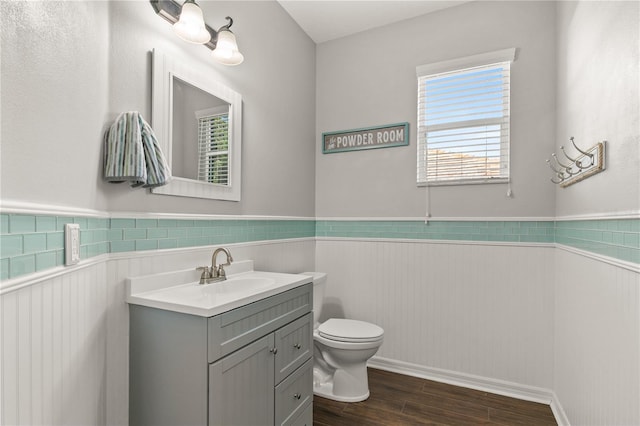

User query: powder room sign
[322,122,409,154]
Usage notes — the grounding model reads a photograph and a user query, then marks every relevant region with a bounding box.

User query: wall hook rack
[546,137,606,187]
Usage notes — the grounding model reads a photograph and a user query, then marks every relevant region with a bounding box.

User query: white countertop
[126,260,312,317]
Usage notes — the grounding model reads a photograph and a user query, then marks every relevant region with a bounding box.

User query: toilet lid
[318,318,384,343]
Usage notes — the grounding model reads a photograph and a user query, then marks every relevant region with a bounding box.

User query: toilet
[302,272,384,403]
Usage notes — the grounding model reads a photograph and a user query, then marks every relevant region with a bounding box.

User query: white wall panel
[1,263,108,426]
[554,249,640,425]
[316,239,555,390]
[1,239,314,426]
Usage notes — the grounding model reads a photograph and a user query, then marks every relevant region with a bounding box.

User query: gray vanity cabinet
[129,283,313,426]
[209,334,275,425]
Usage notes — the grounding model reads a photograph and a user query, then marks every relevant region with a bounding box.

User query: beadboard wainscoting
[554,248,640,426]
[1,238,316,426]
[1,261,109,426]
[315,239,556,397]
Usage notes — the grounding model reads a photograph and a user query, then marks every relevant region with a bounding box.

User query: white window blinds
[197,113,229,185]
[417,51,514,185]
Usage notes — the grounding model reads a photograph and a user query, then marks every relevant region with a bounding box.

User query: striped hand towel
[103,112,171,188]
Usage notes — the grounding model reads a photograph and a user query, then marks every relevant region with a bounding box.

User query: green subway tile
[624,233,640,249]
[1,235,23,257]
[202,227,217,237]
[537,235,553,243]
[107,229,123,241]
[124,229,146,240]
[73,217,88,229]
[177,238,199,248]
[148,228,169,239]
[136,219,158,229]
[617,220,632,232]
[56,216,75,231]
[36,216,57,232]
[23,233,47,253]
[611,232,625,246]
[79,246,88,259]
[36,251,58,271]
[87,242,109,257]
[158,219,178,228]
[88,218,109,229]
[81,230,94,244]
[584,230,602,241]
[136,240,158,251]
[10,254,36,278]
[111,218,136,229]
[187,227,204,238]
[111,240,135,253]
[158,239,178,250]
[216,235,235,244]
[1,258,8,280]
[168,228,187,239]
[10,215,36,233]
[0,216,636,280]
[1,215,8,234]
[94,229,108,242]
[617,247,640,264]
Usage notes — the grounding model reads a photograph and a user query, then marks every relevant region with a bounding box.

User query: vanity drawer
[207,283,312,362]
[288,402,312,426]
[275,359,313,426]
[275,312,313,384]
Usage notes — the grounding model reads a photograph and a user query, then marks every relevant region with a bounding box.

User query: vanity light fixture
[150,0,244,65]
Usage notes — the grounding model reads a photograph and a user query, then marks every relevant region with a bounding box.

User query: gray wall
[1,1,111,211]
[1,1,317,218]
[315,1,557,218]
[555,1,639,217]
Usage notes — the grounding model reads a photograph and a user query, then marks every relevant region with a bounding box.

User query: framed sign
[322,122,409,154]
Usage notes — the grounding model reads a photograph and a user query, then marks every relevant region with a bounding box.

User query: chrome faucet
[196,247,233,284]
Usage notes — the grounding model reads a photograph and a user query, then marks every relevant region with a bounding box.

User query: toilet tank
[301,272,326,326]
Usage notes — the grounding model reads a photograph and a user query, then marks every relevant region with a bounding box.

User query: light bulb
[173,0,211,44]
[211,30,244,66]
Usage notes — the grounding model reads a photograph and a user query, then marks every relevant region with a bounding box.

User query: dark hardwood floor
[313,368,557,425]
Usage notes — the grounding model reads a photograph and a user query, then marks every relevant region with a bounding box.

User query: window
[197,107,229,185]
[417,49,515,185]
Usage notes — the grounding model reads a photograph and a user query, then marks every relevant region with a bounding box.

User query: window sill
[417,178,509,187]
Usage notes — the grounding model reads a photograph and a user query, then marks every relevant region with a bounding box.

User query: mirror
[151,48,242,201]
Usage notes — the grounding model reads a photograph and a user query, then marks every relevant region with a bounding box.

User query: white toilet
[302,272,384,402]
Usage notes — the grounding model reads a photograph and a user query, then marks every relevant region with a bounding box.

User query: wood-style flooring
[313,368,557,425]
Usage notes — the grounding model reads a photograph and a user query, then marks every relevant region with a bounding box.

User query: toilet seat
[318,318,384,343]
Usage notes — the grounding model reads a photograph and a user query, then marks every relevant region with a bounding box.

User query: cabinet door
[275,359,313,426]
[274,312,313,384]
[209,334,275,426]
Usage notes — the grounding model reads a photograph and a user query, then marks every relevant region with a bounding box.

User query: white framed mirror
[151,48,242,201]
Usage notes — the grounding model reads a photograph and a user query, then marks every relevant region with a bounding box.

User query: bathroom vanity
[127,261,313,426]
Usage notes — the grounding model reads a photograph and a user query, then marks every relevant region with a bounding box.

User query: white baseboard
[368,356,567,424]
[549,391,571,426]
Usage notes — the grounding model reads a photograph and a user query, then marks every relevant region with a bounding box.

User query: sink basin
[209,276,276,294]
[126,260,312,317]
